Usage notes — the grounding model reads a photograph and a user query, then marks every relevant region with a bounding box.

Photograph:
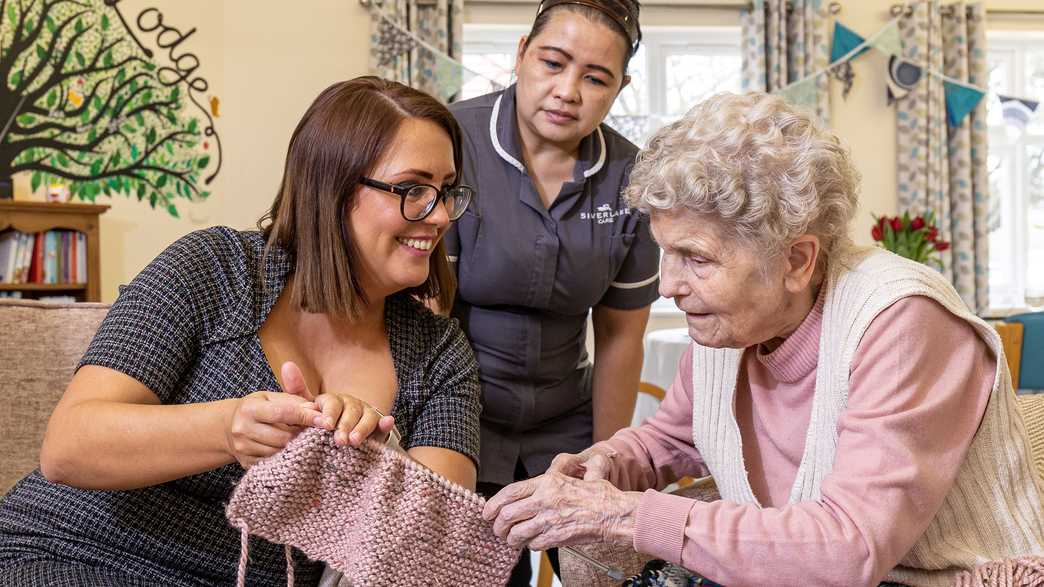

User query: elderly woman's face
[652,209,800,349]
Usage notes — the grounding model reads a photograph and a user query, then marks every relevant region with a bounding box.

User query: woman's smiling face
[347,117,456,300]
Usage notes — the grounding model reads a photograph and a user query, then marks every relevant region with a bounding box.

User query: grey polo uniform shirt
[446,85,660,486]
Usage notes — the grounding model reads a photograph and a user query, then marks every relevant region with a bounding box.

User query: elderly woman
[483,92,1044,587]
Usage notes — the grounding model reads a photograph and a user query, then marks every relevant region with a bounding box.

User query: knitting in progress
[226,427,520,586]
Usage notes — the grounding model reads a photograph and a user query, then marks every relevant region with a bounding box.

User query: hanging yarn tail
[951,556,1044,587]
[237,527,250,587]
[285,544,295,587]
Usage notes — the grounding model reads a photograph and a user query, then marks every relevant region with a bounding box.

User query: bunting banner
[886,55,922,104]
[830,22,871,63]
[371,8,504,102]
[777,76,820,112]
[998,95,1040,130]
[775,17,989,127]
[870,21,902,58]
[943,80,986,127]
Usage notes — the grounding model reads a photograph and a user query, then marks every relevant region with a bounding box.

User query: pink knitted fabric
[226,428,519,586]
[952,557,1044,587]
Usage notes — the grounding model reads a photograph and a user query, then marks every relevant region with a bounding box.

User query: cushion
[0,299,109,494]
[1006,312,1044,390]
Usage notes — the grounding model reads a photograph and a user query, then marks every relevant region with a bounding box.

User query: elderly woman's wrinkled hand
[547,445,617,482]
[482,471,642,550]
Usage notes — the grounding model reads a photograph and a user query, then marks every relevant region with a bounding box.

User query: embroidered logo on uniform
[581,203,631,224]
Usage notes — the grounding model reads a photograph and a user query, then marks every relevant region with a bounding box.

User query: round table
[632,327,692,426]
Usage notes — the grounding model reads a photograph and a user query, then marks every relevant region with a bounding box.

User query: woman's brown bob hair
[259,76,462,320]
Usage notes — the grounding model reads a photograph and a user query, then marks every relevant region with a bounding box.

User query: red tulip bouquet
[871,211,951,269]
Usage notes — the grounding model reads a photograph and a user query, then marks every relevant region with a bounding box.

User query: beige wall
[16,0,1040,304]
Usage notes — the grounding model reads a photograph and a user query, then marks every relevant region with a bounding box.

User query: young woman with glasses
[445,0,659,583]
[0,77,481,587]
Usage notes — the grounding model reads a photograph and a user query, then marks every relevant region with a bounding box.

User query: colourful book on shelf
[69,231,77,283]
[29,232,43,284]
[76,232,86,284]
[18,232,33,284]
[44,231,57,284]
[0,231,17,283]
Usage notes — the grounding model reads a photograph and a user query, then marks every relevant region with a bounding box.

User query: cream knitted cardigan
[688,247,1044,587]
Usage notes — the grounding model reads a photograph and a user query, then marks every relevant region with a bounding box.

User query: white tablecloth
[632,327,691,426]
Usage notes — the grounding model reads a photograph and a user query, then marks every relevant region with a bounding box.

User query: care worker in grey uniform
[445,0,658,583]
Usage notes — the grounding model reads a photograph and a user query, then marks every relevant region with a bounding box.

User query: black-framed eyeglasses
[359,176,474,222]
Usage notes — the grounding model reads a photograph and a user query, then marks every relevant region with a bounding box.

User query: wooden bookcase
[0,200,109,302]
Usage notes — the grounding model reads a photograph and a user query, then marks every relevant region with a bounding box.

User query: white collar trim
[490,94,608,179]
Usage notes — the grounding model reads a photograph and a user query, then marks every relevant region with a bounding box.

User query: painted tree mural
[0,0,219,217]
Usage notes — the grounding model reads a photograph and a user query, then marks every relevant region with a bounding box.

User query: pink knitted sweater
[226,428,519,586]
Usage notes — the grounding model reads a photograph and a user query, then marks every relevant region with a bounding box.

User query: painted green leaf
[115,69,125,85]
[146,128,156,144]
[57,153,69,167]
[10,70,22,87]
[103,51,113,68]
[130,145,139,160]
[7,5,16,23]
[197,155,210,169]
[156,174,168,188]
[135,113,144,126]
[36,45,47,61]
[165,142,173,155]
[75,51,85,67]
[101,14,110,30]
[31,173,41,193]
[46,16,56,33]
[46,90,56,107]
[167,204,179,218]
[25,19,33,33]
[17,114,34,125]
[149,193,157,208]
[90,159,102,175]
[75,19,84,34]
[188,118,198,133]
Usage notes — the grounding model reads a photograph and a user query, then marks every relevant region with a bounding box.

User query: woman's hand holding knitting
[482,471,642,550]
[281,361,396,447]
[225,388,323,469]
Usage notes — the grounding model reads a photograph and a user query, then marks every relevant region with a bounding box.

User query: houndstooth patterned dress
[0,227,481,586]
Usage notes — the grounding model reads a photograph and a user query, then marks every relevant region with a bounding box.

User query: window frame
[985,30,1044,313]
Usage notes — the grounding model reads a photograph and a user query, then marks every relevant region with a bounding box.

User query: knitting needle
[560,546,625,581]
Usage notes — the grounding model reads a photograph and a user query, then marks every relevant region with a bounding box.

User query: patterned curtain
[896,1,989,312]
[740,0,831,125]
[369,0,463,102]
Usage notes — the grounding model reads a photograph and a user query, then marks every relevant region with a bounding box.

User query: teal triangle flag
[943,80,985,126]
[831,22,869,63]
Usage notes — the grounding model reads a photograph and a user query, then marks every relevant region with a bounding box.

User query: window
[987,32,1044,311]
[462,25,742,312]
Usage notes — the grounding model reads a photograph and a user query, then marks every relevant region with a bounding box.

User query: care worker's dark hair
[258,76,462,320]
[527,0,642,71]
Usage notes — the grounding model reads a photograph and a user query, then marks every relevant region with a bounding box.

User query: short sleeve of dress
[405,317,481,465]
[78,232,209,404]
[598,212,660,309]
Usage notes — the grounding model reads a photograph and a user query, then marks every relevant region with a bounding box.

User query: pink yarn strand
[285,544,295,587]
[237,527,249,587]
